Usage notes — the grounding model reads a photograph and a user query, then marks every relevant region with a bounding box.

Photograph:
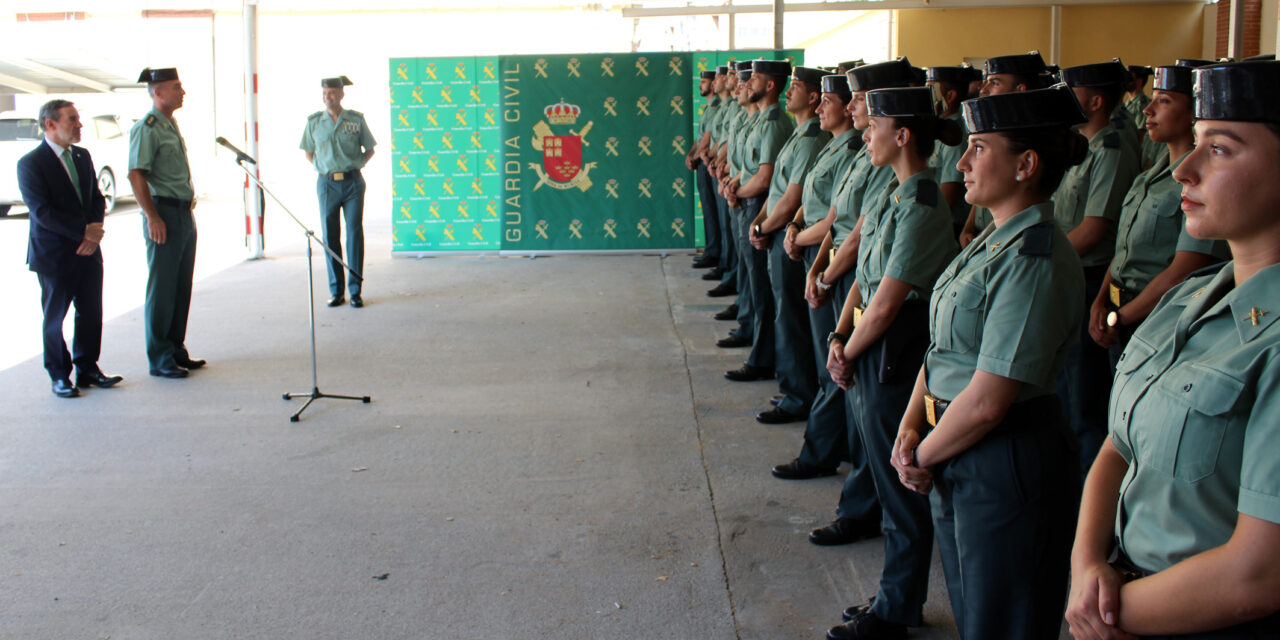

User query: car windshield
[0,118,41,141]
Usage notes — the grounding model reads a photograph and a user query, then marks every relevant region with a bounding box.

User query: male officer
[723,59,795,376]
[742,65,830,424]
[687,69,722,270]
[300,76,376,308]
[17,99,122,397]
[129,67,204,379]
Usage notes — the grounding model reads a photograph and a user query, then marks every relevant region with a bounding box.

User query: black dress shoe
[842,598,876,622]
[701,268,724,281]
[716,334,752,348]
[692,256,717,269]
[327,295,345,307]
[706,283,737,297]
[827,609,906,640]
[175,357,205,370]
[756,406,804,424]
[713,305,738,321]
[771,459,838,480]
[809,517,882,546]
[76,372,123,388]
[149,366,189,379]
[725,364,774,381]
[350,295,364,308]
[51,378,79,398]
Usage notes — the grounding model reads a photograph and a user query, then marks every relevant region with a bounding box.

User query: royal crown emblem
[544,98,581,125]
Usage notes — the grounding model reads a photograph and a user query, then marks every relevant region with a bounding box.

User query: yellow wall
[894,4,1204,69]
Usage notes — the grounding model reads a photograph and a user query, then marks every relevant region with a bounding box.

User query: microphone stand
[217,141,370,422]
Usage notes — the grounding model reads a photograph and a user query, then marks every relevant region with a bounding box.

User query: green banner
[390,50,804,254]
[499,53,694,252]
[390,57,501,252]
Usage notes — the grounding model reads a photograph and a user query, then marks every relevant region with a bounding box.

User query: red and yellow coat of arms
[529,99,597,192]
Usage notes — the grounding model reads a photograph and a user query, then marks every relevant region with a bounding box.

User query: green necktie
[61,148,82,203]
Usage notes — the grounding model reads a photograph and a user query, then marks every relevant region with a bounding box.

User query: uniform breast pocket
[1151,363,1243,482]
[934,277,984,352]
[1144,197,1180,246]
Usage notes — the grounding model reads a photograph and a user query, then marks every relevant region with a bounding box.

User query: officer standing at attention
[300,75,376,308]
[705,66,740,293]
[773,73,861,480]
[1090,59,1227,366]
[687,69,722,271]
[1121,65,1152,134]
[742,65,830,424]
[892,84,1087,639]
[713,63,760,347]
[957,51,1048,247]
[925,65,979,236]
[128,67,205,379]
[722,60,795,382]
[1067,60,1280,640]
[1054,59,1141,477]
[824,84,960,640]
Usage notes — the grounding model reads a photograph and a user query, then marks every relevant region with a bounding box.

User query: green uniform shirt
[856,168,958,304]
[1111,261,1280,572]
[925,202,1084,402]
[1140,135,1167,172]
[700,97,722,141]
[928,113,969,228]
[128,108,194,200]
[725,107,754,179]
[1110,106,1141,159]
[739,102,794,185]
[300,108,376,174]
[713,98,741,146]
[800,128,860,227]
[972,205,993,233]
[1110,152,1228,294]
[766,117,829,210]
[1051,123,1139,267]
[831,143,895,246]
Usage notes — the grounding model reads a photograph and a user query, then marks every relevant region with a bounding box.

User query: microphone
[215,136,257,165]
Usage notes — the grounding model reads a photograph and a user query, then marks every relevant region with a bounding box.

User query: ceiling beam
[621,0,1206,18]
[0,71,47,94]
[0,58,113,93]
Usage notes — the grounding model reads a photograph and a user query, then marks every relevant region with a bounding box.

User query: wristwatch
[1106,310,1122,328]
[786,221,804,233]
[815,271,832,291]
[826,331,849,348]
[753,223,762,236]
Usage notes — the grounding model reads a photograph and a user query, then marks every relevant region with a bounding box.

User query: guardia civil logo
[529,99,597,192]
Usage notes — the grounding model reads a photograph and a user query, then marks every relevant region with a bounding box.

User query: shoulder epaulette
[308,111,323,121]
[1019,221,1055,256]
[803,119,822,137]
[915,179,938,207]
[347,109,364,117]
[767,108,781,121]
[144,115,157,126]
[847,135,864,151]
[1102,132,1120,149]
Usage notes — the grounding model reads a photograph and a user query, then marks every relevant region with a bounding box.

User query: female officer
[890,84,1088,639]
[773,74,862,480]
[1089,59,1227,365]
[1066,59,1280,640]
[823,85,960,640]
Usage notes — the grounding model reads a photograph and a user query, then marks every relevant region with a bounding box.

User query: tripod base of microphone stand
[283,387,372,422]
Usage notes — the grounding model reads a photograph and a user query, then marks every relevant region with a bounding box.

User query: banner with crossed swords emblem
[394,51,804,253]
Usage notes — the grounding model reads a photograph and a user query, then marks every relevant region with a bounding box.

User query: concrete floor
[0,216,973,639]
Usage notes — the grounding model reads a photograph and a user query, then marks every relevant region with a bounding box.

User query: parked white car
[0,111,137,215]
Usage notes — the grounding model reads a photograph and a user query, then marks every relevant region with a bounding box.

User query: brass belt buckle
[853,306,863,327]
[1109,283,1122,308]
[333,171,345,181]
[924,394,939,427]
[828,248,835,264]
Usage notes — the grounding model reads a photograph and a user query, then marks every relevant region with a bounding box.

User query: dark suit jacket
[17,139,106,274]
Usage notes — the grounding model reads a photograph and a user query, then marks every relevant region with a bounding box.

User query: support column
[774,0,784,49]
[1050,5,1062,65]
[243,0,264,259]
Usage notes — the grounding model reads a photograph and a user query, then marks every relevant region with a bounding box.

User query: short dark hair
[38,99,74,130]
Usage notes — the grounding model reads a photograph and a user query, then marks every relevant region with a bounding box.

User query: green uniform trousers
[143,199,197,370]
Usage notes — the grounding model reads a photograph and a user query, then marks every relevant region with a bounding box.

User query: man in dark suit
[16,99,122,398]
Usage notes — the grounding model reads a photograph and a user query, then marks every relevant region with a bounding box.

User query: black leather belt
[324,169,360,181]
[1107,281,1135,312]
[154,196,192,209]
